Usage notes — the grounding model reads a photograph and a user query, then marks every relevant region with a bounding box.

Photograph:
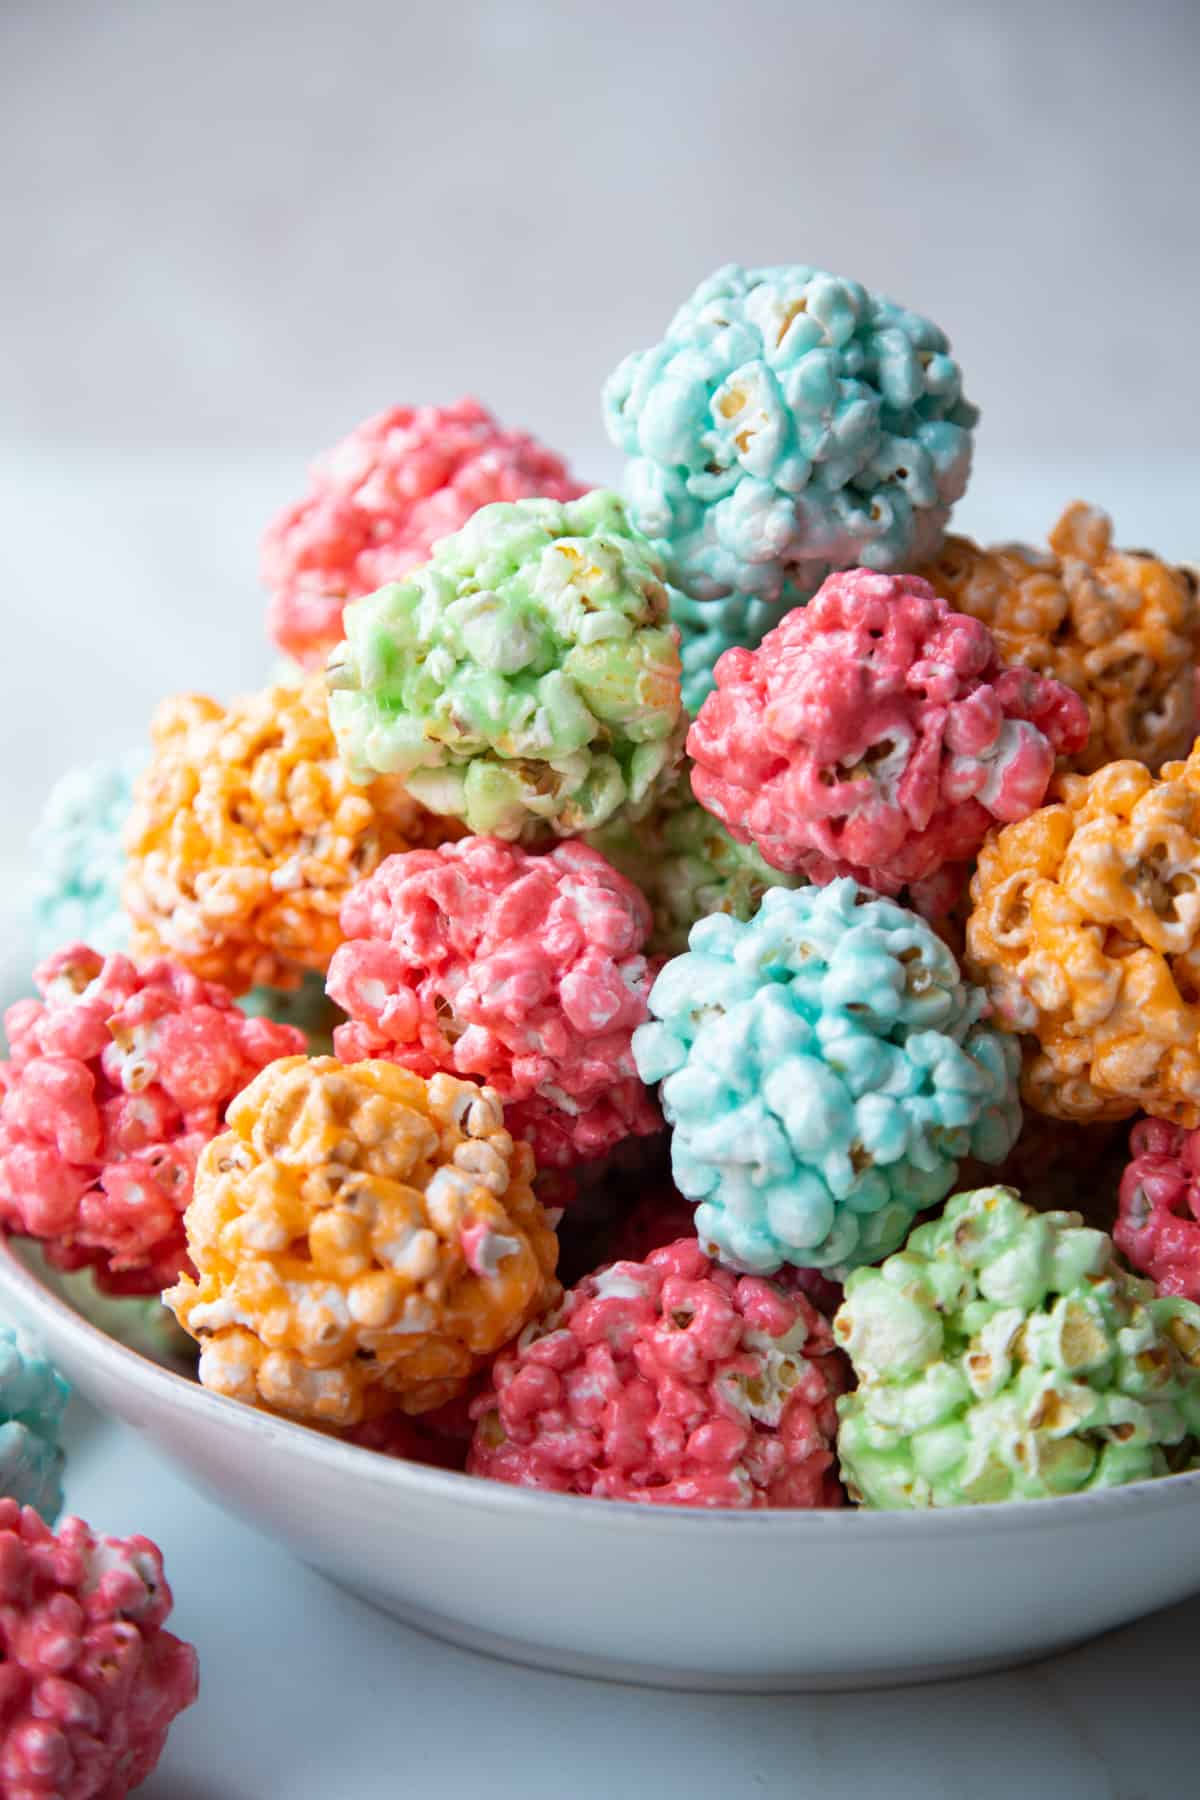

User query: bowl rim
[4,1231,1198,1539]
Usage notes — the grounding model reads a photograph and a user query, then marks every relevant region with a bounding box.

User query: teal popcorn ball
[0,1324,69,1522]
[605,263,977,631]
[30,752,144,958]
[834,1187,1200,1508]
[670,590,793,714]
[632,880,1019,1275]
[327,491,686,840]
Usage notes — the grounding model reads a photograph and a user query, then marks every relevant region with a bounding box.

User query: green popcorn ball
[835,1185,1200,1508]
[586,762,803,954]
[326,491,686,840]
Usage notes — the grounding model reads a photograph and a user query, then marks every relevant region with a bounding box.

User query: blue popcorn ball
[605,263,977,642]
[633,880,1019,1276]
[0,1325,70,1523]
[30,753,144,958]
[672,589,793,714]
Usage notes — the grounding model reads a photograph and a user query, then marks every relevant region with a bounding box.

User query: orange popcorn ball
[966,751,1200,1125]
[165,1057,559,1426]
[921,502,1198,775]
[124,676,453,993]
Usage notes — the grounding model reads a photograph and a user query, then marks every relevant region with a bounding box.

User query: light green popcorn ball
[586,762,803,954]
[835,1186,1200,1508]
[326,491,686,839]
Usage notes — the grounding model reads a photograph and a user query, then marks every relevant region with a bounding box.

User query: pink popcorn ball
[468,1236,848,1507]
[1116,1118,1200,1302]
[0,1501,197,1800]
[0,945,306,1295]
[687,569,1090,896]
[327,837,663,1171]
[262,397,587,667]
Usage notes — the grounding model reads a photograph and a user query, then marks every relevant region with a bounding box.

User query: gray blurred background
[1,0,1199,906]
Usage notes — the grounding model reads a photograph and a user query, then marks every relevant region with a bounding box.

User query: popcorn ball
[0,1327,68,1524]
[604,262,976,623]
[634,881,1020,1275]
[586,762,803,955]
[326,491,686,841]
[263,398,586,667]
[0,946,305,1293]
[328,837,662,1170]
[166,1058,560,1426]
[687,569,1089,898]
[124,675,454,993]
[30,752,143,960]
[0,1501,197,1799]
[966,748,1200,1124]
[670,589,793,715]
[468,1236,847,1506]
[920,503,1199,775]
[1116,1119,1200,1302]
[835,1185,1200,1507]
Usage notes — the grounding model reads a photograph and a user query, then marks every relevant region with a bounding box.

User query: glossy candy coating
[920,503,1199,775]
[328,837,662,1170]
[835,1186,1200,1507]
[124,676,453,993]
[586,762,802,955]
[326,491,685,840]
[262,398,585,667]
[605,262,976,619]
[687,569,1088,897]
[0,1501,197,1799]
[0,946,304,1295]
[966,749,1200,1125]
[633,881,1020,1274]
[469,1236,846,1507]
[166,1058,560,1427]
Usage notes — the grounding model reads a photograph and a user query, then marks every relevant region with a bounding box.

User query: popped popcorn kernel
[166,1057,560,1426]
[687,568,1087,898]
[124,676,456,993]
[836,1186,1200,1507]
[633,881,1020,1275]
[263,398,586,667]
[326,491,686,841]
[469,1236,847,1507]
[1116,1118,1200,1302]
[965,748,1200,1124]
[0,946,305,1294]
[328,836,662,1170]
[604,261,977,703]
[921,503,1199,775]
[0,1502,197,1799]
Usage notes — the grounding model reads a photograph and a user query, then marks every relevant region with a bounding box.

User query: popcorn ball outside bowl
[835,1185,1200,1508]
[687,568,1088,900]
[965,746,1200,1125]
[0,945,305,1294]
[0,1502,197,1800]
[262,398,586,668]
[326,491,685,841]
[469,1235,846,1507]
[634,880,1020,1275]
[123,675,456,994]
[0,1325,68,1523]
[604,262,977,690]
[327,836,662,1170]
[166,1056,560,1427]
[920,502,1199,776]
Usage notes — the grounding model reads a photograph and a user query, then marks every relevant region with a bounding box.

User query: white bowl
[3,1235,1199,1694]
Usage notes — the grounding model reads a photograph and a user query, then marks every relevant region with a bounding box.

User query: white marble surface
[57,1395,1200,1800]
[5,450,1200,1792]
